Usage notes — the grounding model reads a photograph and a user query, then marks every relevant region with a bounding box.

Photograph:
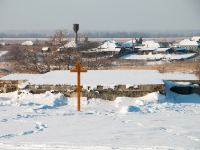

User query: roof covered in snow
[121,43,132,48]
[21,41,35,46]
[0,42,6,45]
[142,41,164,48]
[42,47,50,51]
[191,36,200,41]
[126,39,136,44]
[98,40,121,51]
[179,39,200,46]
[64,41,81,48]
[147,43,164,48]
[143,41,156,45]
[154,48,170,52]
[138,48,156,51]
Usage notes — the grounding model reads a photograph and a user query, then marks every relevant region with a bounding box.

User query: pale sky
[0,0,200,31]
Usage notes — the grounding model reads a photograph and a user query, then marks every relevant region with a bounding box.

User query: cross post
[70,61,87,111]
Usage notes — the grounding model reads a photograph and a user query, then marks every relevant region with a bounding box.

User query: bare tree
[49,29,83,70]
[11,46,52,73]
[195,58,200,79]
[9,28,114,73]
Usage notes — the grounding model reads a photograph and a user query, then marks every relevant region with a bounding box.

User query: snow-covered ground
[0,81,200,149]
[1,70,198,90]
[120,53,196,60]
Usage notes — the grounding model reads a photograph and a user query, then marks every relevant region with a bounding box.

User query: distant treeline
[77,31,200,38]
[0,33,47,38]
[0,30,200,38]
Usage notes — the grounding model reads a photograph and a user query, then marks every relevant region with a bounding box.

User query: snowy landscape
[1,0,200,149]
[0,77,200,149]
[1,34,200,150]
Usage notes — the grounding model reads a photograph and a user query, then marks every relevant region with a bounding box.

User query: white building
[98,40,121,52]
[0,42,6,46]
[120,43,133,50]
[154,48,172,54]
[142,41,165,48]
[64,41,81,48]
[126,39,136,44]
[179,39,200,51]
[21,41,35,46]
[42,47,50,52]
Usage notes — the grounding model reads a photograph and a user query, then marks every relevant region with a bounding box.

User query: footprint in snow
[187,136,200,141]
[0,122,48,139]
[35,122,48,132]
[122,120,132,124]
[159,127,173,132]
[21,130,35,135]
[0,134,16,139]
[1,119,8,122]
[136,122,144,126]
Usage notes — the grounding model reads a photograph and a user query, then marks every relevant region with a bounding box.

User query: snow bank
[0,91,67,108]
[163,80,200,103]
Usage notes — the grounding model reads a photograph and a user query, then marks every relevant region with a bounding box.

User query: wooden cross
[70,61,87,111]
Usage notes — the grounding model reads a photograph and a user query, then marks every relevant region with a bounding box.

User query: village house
[179,39,200,51]
[154,48,174,54]
[120,43,133,50]
[64,41,81,48]
[98,40,121,52]
[42,47,50,53]
[137,47,156,55]
[142,41,165,48]
[20,41,35,46]
[174,47,187,54]
[55,41,81,52]
[191,36,200,42]
[0,42,6,46]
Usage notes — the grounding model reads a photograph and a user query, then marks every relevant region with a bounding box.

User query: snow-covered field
[0,81,200,149]
[120,53,196,60]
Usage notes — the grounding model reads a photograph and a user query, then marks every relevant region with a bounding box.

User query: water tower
[73,24,79,46]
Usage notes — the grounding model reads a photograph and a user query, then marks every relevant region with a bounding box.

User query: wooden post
[70,62,87,111]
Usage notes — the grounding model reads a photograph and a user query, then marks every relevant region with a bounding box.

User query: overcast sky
[0,0,200,31]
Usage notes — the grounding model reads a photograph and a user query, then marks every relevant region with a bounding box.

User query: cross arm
[70,70,78,72]
[74,85,83,91]
[75,64,83,68]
